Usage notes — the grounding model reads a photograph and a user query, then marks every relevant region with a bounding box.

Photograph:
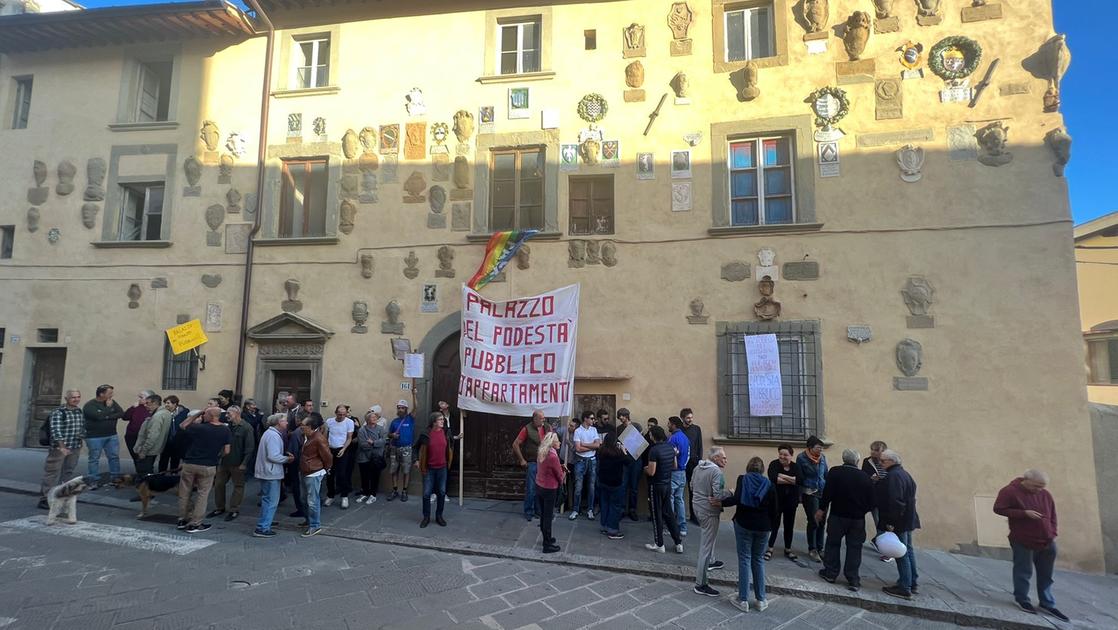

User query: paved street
[0,490,952,630]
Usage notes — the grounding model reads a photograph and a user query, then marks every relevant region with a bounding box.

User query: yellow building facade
[0,0,1103,569]
[1076,211,1118,406]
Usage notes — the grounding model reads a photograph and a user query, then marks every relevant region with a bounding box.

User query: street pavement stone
[0,485,1095,630]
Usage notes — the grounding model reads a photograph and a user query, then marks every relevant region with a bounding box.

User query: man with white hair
[39,389,85,510]
[690,446,730,597]
[815,448,875,590]
[876,449,920,600]
[994,469,1067,622]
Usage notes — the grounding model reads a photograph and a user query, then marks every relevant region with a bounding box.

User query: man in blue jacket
[877,449,921,600]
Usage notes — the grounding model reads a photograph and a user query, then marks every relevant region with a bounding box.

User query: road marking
[0,516,216,556]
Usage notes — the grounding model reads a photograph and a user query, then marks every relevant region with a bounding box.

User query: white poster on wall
[745,333,783,417]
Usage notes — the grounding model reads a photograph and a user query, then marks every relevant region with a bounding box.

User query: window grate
[162,339,198,390]
[722,321,820,440]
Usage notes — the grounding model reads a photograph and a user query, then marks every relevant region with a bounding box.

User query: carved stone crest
[312,117,326,138]
[687,298,709,325]
[738,61,760,101]
[896,145,925,182]
[847,326,872,343]
[901,276,935,328]
[622,23,645,57]
[351,301,369,334]
[403,172,427,203]
[453,110,474,143]
[200,120,220,151]
[975,121,1012,167]
[205,204,225,232]
[625,61,645,88]
[579,138,601,166]
[225,133,247,159]
[842,12,871,61]
[668,3,693,55]
[382,300,404,334]
[721,261,751,282]
[405,88,426,117]
[806,86,849,141]
[896,339,923,377]
[28,160,48,205]
[516,244,531,270]
[601,241,618,267]
[568,240,586,268]
[282,278,303,313]
[339,199,357,234]
[226,188,242,214]
[81,203,99,229]
[360,254,374,279]
[56,161,76,196]
[201,274,223,288]
[26,206,40,233]
[342,129,360,159]
[218,154,234,183]
[127,284,142,309]
[1031,34,1071,113]
[435,245,455,278]
[1045,128,1071,177]
[915,0,943,26]
[184,156,202,189]
[804,0,829,34]
[754,276,782,320]
[403,251,420,279]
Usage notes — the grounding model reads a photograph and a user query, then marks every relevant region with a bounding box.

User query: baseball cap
[369,404,383,415]
[397,400,409,409]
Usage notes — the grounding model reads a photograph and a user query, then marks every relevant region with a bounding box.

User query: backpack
[38,409,59,447]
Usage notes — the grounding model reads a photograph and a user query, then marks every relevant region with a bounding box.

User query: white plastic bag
[875,531,908,559]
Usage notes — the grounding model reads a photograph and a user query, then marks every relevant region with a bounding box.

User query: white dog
[46,475,89,525]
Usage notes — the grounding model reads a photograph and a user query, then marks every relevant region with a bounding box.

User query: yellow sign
[166,319,208,356]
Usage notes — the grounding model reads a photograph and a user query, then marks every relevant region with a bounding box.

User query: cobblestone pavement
[0,490,969,630]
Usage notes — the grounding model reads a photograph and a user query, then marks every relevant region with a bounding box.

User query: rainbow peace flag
[467,229,539,290]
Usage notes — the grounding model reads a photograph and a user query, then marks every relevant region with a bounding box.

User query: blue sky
[74,0,1107,225]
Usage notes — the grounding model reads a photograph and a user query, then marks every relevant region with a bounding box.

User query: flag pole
[459,410,466,505]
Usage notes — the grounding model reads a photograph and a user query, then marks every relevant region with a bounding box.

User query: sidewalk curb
[0,479,1056,630]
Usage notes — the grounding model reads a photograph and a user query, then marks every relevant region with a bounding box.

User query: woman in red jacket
[536,432,564,553]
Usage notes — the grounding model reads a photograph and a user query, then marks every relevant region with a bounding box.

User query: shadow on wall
[1090,402,1118,574]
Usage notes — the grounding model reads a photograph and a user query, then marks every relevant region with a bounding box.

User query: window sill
[708,223,824,237]
[91,240,172,249]
[272,86,341,99]
[476,71,556,85]
[714,435,833,447]
[107,121,180,132]
[254,236,340,246]
[713,54,789,74]
[466,231,561,243]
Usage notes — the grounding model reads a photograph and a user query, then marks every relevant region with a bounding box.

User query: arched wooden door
[431,332,527,499]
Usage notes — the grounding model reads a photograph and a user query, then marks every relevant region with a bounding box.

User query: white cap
[369,404,383,415]
[396,399,409,409]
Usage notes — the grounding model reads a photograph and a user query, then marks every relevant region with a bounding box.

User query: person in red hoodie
[993,469,1068,622]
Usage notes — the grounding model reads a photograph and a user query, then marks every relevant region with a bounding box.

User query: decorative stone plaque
[875,79,903,120]
[783,261,820,280]
[404,123,426,160]
[836,59,876,85]
[721,261,751,282]
[894,377,929,391]
[451,202,471,231]
[961,3,1002,23]
[847,326,872,343]
[947,124,979,161]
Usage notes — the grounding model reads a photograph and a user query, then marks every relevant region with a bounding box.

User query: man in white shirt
[324,405,356,509]
[569,410,602,521]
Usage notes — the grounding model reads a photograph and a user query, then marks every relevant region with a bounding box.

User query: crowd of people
[37,388,1069,622]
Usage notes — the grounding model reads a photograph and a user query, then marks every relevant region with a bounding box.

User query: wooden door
[272,370,311,411]
[432,333,530,500]
[24,348,66,448]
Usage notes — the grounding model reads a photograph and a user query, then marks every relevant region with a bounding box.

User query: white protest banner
[745,333,783,417]
[459,284,579,417]
[403,353,424,378]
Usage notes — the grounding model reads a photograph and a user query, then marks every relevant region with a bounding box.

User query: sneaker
[176,519,188,530]
[708,560,725,570]
[808,550,821,563]
[693,584,720,597]
[730,598,750,613]
[323,497,334,507]
[1039,606,1069,622]
[367,495,377,503]
[401,492,409,502]
[387,490,399,502]
[1017,601,1037,614]
[675,543,684,554]
[355,495,367,503]
[568,511,579,521]
[680,528,688,537]
[207,509,225,518]
[341,497,349,509]
[755,600,768,612]
[818,571,837,584]
[252,529,276,538]
[586,510,594,520]
[543,544,561,554]
[225,511,238,521]
[186,523,212,534]
[645,543,665,553]
[301,527,322,538]
[882,585,912,600]
[607,532,625,540]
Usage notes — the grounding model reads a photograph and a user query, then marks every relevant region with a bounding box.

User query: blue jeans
[895,530,919,592]
[670,470,687,533]
[734,523,769,602]
[86,435,121,479]
[623,458,642,513]
[523,462,538,518]
[1011,540,1056,607]
[598,484,624,534]
[303,474,324,528]
[423,467,447,519]
[572,457,597,514]
[256,479,280,533]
